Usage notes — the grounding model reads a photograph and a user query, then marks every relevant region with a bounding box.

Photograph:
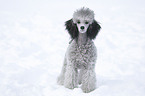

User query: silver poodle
[57,7,101,93]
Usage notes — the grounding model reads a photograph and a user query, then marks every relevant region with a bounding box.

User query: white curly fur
[57,7,98,93]
[73,7,94,24]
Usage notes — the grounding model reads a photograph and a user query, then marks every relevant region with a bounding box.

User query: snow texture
[0,0,145,96]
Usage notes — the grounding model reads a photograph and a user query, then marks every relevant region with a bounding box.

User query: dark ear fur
[65,19,79,39]
[87,20,101,39]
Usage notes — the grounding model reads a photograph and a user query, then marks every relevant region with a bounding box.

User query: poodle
[57,7,101,93]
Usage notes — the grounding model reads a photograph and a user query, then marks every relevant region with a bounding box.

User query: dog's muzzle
[80,26,85,30]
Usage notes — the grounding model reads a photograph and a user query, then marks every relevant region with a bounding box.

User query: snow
[0,0,145,96]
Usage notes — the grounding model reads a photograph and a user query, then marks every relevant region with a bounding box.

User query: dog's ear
[87,20,101,39]
[65,19,79,39]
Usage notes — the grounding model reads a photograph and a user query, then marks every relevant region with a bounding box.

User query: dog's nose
[80,26,84,30]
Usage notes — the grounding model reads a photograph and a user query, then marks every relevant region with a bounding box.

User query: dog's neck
[77,32,88,46]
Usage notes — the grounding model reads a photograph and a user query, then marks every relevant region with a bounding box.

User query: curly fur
[57,7,101,93]
[65,19,101,39]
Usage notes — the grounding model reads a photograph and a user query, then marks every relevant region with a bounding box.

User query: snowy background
[0,0,145,96]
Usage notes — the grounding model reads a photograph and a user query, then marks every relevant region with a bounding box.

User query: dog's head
[65,7,101,40]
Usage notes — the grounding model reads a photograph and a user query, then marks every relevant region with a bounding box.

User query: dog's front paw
[64,82,77,89]
[81,84,96,93]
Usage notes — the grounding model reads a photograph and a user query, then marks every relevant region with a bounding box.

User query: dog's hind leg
[57,57,67,85]
[78,69,83,85]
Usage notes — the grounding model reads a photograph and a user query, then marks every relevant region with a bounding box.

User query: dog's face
[75,19,90,33]
[65,7,101,39]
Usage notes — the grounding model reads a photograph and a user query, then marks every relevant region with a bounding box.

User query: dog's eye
[85,21,89,24]
[77,21,80,24]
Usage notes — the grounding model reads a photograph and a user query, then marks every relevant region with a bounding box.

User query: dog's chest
[67,40,96,69]
[75,46,89,60]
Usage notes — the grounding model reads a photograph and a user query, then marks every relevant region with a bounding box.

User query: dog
[57,7,101,93]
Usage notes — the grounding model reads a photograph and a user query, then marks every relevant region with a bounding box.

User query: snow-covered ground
[0,0,145,96]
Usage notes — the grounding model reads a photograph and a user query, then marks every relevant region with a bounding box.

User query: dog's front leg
[64,60,78,89]
[81,68,96,93]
